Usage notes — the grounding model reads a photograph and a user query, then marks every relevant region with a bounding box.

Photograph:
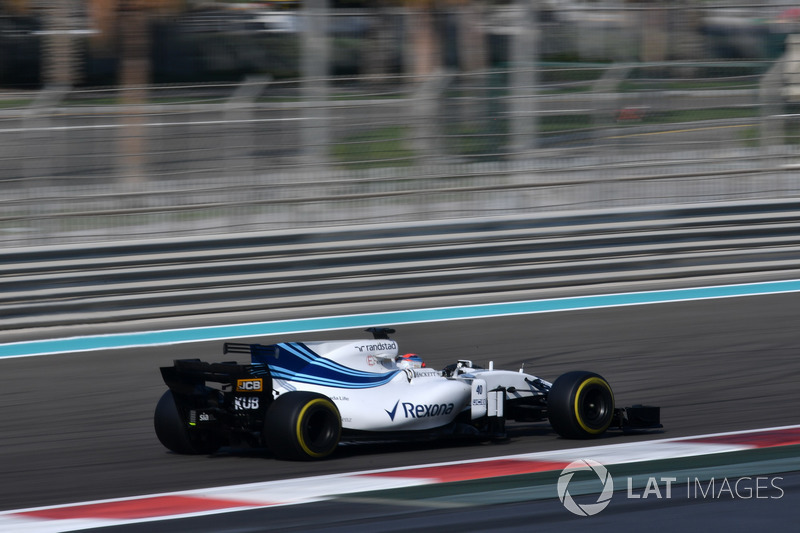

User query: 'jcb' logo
[236,378,263,392]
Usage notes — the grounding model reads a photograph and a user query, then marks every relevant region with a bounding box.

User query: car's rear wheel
[263,392,341,460]
[153,390,222,454]
[547,371,615,439]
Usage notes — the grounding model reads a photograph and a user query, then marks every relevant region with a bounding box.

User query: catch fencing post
[509,0,539,156]
[301,0,331,167]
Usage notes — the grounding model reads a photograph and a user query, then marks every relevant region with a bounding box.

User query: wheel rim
[303,408,336,450]
[296,399,340,457]
[580,385,610,427]
[574,377,613,434]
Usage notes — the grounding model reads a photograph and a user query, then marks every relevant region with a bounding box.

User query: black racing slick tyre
[547,371,615,439]
[153,390,222,455]
[263,392,341,461]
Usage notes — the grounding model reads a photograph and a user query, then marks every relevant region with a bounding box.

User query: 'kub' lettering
[234,397,260,410]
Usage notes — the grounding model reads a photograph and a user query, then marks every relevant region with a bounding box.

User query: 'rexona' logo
[557,459,614,516]
[385,400,454,421]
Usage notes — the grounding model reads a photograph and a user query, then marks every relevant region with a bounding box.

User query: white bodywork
[253,338,550,432]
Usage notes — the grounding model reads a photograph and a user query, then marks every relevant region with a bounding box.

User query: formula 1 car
[154,328,661,460]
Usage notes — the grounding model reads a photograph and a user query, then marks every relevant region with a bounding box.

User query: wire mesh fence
[1,3,800,246]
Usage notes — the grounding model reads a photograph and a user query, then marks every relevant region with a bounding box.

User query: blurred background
[2,0,800,246]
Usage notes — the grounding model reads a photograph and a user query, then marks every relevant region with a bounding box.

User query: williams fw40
[154,328,661,460]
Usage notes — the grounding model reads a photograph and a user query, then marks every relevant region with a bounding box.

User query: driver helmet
[396,353,425,369]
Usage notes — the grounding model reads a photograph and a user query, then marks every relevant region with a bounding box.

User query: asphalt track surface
[1,292,799,519]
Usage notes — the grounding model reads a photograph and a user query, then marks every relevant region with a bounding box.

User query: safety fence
[2,4,800,247]
[1,63,800,247]
[3,4,800,336]
[3,199,800,332]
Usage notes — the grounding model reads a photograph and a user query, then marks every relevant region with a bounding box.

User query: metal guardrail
[3,199,800,332]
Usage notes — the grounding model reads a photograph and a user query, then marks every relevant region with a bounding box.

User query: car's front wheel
[263,392,341,460]
[547,371,615,439]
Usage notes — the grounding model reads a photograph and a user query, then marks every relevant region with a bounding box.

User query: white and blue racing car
[155,328,660,460]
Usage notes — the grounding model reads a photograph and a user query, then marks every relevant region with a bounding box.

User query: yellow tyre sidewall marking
[573,377,614,435]
[296,398,339,458]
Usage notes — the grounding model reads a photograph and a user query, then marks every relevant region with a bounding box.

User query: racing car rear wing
[160,358,271,396]
[222,342,262,356]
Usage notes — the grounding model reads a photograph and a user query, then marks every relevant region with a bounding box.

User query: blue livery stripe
[255,342,400,389]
